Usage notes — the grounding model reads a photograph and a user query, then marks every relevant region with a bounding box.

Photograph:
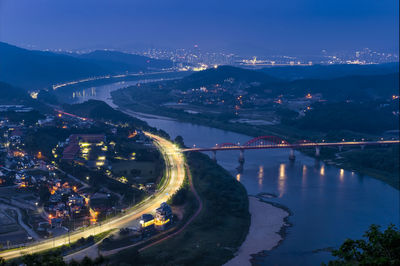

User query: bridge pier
[289,149,296,161]
[338,146,343,152]
[315,146,320,157]
[212,150,217,162]
[239,149,245,163]
[360,145,365,150]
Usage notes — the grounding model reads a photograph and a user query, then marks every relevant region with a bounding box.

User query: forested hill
[0,42,110,89]
[273,72,399,101]
[260,62,399,80]
[0,82,29,104]
[0,42,173,90]
[147,65,398,101]
[0,82,52,112]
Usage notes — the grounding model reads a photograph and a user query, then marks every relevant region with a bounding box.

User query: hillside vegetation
[0,42,173,89]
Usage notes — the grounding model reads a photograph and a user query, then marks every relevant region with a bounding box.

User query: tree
[168,187,188,206]
[174,135,185,148]
[80,256,93,266]
[327,224,400,265]
[22,253,66,266]
[38,184,51,204]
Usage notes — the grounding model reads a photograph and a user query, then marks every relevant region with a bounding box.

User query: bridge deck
[182,140,400,152]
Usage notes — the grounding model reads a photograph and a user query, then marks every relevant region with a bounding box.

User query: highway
[0,133,185,261]
[52,70,179,90]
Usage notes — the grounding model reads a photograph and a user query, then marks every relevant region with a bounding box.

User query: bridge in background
[182,136,400,162]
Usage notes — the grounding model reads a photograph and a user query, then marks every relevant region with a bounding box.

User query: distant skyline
[0,0,398,56]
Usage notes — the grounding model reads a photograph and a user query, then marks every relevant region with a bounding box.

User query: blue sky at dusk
[0,0,398,55]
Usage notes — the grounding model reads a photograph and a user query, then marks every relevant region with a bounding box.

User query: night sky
[0,0,398,55]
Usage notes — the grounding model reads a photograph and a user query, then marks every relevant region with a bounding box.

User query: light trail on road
[52,70,178,90]
[0,133,185,261]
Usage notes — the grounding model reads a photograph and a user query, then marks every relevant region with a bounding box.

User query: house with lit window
[154,202,172,230]
[62,134,108,169]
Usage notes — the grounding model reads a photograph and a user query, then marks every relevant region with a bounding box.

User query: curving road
[0,133,186,261]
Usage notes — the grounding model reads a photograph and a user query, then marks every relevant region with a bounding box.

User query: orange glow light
[128,131,138,138]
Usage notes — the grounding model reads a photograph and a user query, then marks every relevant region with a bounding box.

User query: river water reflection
[133,113,400,265]
[79,81,400,265]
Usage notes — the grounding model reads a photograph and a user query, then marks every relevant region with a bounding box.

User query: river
[75,80,400,265]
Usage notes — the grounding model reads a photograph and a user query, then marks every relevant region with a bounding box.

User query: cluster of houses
[0,108,163,237]
[45,180,91,228]
[0,117,98,230]
[0,124,48,187]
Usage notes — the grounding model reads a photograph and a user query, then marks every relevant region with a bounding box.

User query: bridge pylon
[289,148,296,161]
[239,149,245,163]
[315,146,320,157]
[212,150,217,162]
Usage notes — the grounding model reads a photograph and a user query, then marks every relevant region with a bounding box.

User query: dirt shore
[225,196,289,266]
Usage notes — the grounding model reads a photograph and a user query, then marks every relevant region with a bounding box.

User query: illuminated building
[154,202,172,230]
[139,202,173,231]
[139,214,155,231]
[62,134,108,169]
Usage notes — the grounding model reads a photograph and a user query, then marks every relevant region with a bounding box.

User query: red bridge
[182,136,400,162]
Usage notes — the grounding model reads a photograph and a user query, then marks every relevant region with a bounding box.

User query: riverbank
[108,151,250,265]
[52,71,189,99]
[226,196,289,266]
[112,96,399,190]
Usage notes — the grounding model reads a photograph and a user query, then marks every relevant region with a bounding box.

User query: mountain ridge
[0,42,173,90]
